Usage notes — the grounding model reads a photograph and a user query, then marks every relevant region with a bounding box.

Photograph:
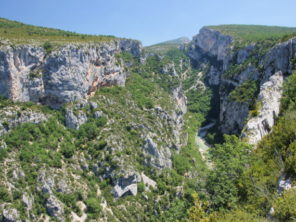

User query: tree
[187,193,210,222]
[207,135,251,210]
[273,189,296,221]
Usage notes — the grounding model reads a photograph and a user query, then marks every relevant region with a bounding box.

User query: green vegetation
[229,80,259,104]
[207,135,251,210]
[281,71,296,111]
[223,57,257,79]
[43,41,53,54]
[144,37,189,55]
[187,71,296,221]
[1,23,296,221]
[0,17,118,45]
[86,197,102,216]
[272,189,296,221]
[0,186,11,202]
[208,24,296,43]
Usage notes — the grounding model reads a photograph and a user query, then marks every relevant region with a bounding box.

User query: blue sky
[1,0,296,46]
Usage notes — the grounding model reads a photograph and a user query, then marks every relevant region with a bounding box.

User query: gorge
[0,18,296,221]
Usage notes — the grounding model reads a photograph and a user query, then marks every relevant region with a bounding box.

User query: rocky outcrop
[278,176,294,194]
[0,106,48,136]
[262,38,296,81]
[171,87,187,149]
[112,172,141,198]
[112,171,158,198]
[22,193,34,211]
[46,195,65,220]
[0,39,142,108]
[65,108,88,130]
[161,63,177,76]
[242,72,284,145]
[1,206,21,222]
[188,27,233,77]
[188,27,296,141]
[236,44,255,64]
[37,169,55,194]
[143,136,172,169]
[64,100,103,129]
[141,172,157,190]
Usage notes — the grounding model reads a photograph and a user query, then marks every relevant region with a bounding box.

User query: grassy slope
[145,37,190,55]
[207,24,296,42]
[0,17,118,45]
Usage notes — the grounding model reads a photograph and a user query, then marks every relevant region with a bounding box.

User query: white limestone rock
[0,106,48,136]
[65,108,88,130]
[46,195,65,221]
[143,137,172,169]
[0,40,142,108]
[243,71,284,145]
[112,172,141,198]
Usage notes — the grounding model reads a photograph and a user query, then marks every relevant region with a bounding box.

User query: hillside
[144,37,190,55]
[207,24,296,42]
[0,18,119,45]
[1,19,296,222]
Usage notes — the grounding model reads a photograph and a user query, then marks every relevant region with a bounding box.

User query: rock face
[0,40,142,108]
[0,106,48,136]
[219,95,250,135]
[263,38,296,81]
[243,72,284,144]
[22,193,34,211]
[65,107,88,130]
[188,27,233,77]
[112,172,141,198]
[188,27,296,143]
[141,172,157,190]
[1,207,20,222]
[46,195,65,220]
[0,140,7,149]
[143,137,172,169]
[161,63,177,76]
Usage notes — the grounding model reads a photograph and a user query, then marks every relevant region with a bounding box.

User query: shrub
[61,143,75,158]
[0,186,11,202]
[229,80,258,104]
[85,197,101,215]
[273,189,296,221]
[43,41,53,54]
[138,182,145,193]
[207,135,251,210]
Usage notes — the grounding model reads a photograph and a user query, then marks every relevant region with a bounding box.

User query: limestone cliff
[0,39,142,108]
[242,71,284,145]
[188,27,296,144]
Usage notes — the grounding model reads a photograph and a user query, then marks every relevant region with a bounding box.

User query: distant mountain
[144,37,190,54]
[160,37,191,45]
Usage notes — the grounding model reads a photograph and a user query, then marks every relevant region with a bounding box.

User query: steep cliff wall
[0,39,141,108]
[188,27,296,144]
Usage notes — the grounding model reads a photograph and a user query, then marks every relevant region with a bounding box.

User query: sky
[1,0,296,46]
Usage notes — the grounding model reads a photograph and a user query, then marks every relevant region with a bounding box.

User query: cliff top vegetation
[208,24,296,43]
[0,18,119,45]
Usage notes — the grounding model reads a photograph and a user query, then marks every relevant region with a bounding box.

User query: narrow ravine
[196,120,216,166]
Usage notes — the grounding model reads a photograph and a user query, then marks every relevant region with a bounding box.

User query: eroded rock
[0,40,142,108]
[65,108,88,129]
[112,172,141,198]
[143,137,172,169]
[2,207,20,222]
[46,195,64,220]
[0,107,48,136]
[243,72,284,145]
